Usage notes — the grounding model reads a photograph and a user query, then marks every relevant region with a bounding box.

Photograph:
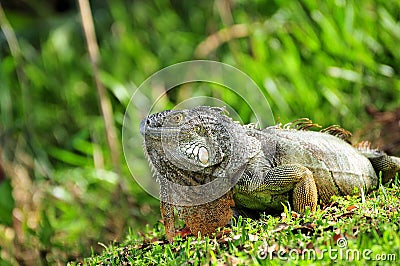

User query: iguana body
[140,106,400,240]
[234,127,375,213]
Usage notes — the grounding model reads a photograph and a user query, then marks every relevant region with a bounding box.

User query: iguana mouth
[140,117,180,139]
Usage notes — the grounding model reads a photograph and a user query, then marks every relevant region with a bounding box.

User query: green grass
[77,177,400,265]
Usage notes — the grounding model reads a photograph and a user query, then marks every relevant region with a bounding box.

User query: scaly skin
[140,106,400,241]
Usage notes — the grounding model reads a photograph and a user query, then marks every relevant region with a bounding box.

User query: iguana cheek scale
[140,106,400,241]
[198,147,209,165]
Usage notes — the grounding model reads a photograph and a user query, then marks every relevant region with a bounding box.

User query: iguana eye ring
[171,113,183,124]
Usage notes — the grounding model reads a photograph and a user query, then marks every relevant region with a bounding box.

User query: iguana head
[140,106,262,205]
[140,106,231,171]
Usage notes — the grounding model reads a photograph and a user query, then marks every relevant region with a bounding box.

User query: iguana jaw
[140,121,179,139]
[140,110,179,139]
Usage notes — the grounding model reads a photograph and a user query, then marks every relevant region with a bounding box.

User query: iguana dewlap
[140,106,400,241]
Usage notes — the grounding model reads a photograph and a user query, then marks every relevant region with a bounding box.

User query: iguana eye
[171,113,183,124]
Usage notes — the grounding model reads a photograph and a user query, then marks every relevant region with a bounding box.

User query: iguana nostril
[139,118,149,136]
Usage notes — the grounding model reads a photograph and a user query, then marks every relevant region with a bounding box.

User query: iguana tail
[356,141,400,184]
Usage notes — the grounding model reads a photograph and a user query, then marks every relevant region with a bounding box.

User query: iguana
[140,106,400,241]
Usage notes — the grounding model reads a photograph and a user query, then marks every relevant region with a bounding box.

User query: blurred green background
[0,0,399,264]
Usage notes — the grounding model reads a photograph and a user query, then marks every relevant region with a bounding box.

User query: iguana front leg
[234,164,318,213]
[160,200,176,241]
